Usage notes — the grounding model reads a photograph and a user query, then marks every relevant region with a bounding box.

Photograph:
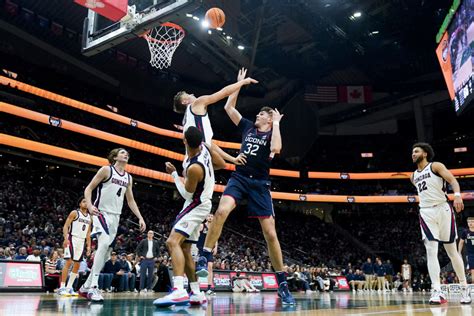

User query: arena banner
[334,276,350,291]
[0,261,44,290]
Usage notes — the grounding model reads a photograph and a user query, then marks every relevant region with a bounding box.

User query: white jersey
[94,166,130,215]
[182,104,213,147]
[412,162,448,208]
[183,145,215,203]
[70,210,92,239]
[402,264,411,279]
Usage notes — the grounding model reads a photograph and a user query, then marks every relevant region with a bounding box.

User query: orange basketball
[205,7,225,29]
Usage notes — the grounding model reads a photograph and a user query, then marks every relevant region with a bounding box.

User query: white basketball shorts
[419,202,457,243]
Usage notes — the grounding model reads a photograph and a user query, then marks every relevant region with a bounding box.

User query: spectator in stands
[0,248,6,260]
[44,250,61,291]
[384,259,394,289]
[26,246,42,262]
[14,246,28,260]
[103,252,127,292]
[374,258,386,292]
[120,253,137,292]
[136,230,160,293]
[231,270,259,293]
[362,257,375,291]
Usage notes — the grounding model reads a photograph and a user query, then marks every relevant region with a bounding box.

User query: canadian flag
[338,86,372,104]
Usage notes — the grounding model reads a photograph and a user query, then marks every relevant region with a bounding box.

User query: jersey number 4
[244,143,259,156]
[116,188,122,197]
[417,181,427,193]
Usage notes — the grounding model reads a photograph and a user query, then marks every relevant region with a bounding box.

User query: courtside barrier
[3,134,473,203]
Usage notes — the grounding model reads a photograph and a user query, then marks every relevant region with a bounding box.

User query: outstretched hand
[233,153,247,166]
[237,67,247,81]
[271,108,284,123]
[165,162,177,174]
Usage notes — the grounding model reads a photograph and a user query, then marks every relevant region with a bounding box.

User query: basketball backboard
[81,0,200,56]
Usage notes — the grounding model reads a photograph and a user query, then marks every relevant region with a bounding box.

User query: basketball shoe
[153,288,189,307]
[189,291,207,305]
[429,289,447,305]
[460,286,472,304]
[277,281,296,305]
[195,256,209,278]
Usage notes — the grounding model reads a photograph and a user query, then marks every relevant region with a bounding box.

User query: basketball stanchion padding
[74,0,128,22]
[143,22,185,69]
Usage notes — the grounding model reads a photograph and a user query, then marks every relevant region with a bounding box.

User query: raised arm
[125,177,146,232]
[84,166,110,215]
[207,143,227,170]
[270,108,283,154]
[166,162,203,200]
[432,162,464,212]
[194,77,258,109]
[62,211,78,249]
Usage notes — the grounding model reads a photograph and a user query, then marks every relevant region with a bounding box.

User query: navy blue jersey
[235,118,273,180]
[196,223,208,251]
[461,228,474,256]
[374,263,386,277]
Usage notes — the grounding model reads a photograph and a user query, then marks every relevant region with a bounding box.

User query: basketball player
[153,127,226,307]
[458,217,474,284]
[173,68,256,164]
[197,94,296,305]
[401,259,412,293]
[58,196,92,296]
[197,214,218,295]
[79,148,146,302]
[411,142,471,304]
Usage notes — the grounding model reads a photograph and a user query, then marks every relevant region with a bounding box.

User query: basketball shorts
[64,235,86,262]
[419,202,457,243]
[223,173,274,218]
[92,211,120,248]
[467,255,474,269]
[173,200,211,243]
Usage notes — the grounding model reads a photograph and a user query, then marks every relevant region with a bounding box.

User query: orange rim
[142,22,185,44]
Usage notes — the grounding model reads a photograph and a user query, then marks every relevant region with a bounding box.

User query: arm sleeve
[171,171,193,200]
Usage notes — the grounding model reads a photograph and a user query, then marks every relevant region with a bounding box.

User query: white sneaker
[87,287,104,302]
[57,287,69,296]
[153,288,189,307]
[461,287,472,304]
[429,289,447,305]
[67,288,78,296]
[190,291,207,305]
[141,288,147,294]
[305,289,313,294]
[133,289,138,293]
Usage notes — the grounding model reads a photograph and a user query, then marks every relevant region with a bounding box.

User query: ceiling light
[208,29,212,35]
[226,36,232,40]
[216,27,223,31]
[353,12,362,18]
[237,45,245,50]
[192,16,200,21]
[201,20,209,28]
[186,13,193,17]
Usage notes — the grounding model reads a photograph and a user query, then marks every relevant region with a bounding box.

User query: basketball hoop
[143,22,185,69]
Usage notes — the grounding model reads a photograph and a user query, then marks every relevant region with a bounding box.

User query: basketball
[205,7,225,29]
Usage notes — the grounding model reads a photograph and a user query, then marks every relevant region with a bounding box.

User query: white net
[143,23,185,69]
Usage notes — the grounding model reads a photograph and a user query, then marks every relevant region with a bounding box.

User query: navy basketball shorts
[223,173,274,218]
[468,255,474,269]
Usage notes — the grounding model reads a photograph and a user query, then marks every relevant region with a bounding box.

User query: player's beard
[413,156,423,164]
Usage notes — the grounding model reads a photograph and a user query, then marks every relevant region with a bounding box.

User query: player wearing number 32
[411,143,471,305]
[197,90,296,305]
[79,148,146,302]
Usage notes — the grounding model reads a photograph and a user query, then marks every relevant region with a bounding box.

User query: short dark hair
[412,142,435,162]
[185,126,203,149]
[259,106,273,115]
[107,148,128,164]
[173,91,187,113]
[77,196,86,207]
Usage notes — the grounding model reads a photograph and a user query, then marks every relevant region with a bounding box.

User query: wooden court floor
[0,291,472,315]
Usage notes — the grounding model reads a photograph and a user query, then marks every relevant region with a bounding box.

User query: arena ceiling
[9,0,453,91]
